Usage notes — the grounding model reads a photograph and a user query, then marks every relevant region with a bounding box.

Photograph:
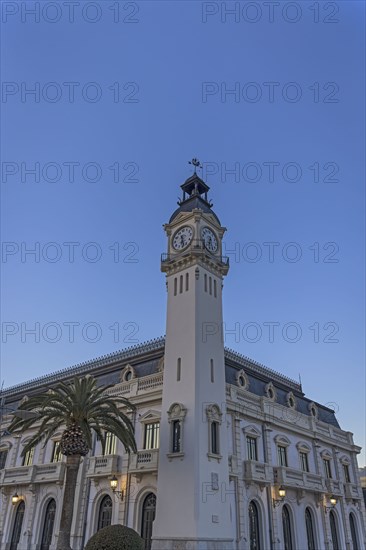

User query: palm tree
[8,375,137,550]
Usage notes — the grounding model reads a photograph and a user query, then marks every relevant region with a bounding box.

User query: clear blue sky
[1,1,365,463]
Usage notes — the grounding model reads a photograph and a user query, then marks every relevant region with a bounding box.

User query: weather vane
[189,158,202,174]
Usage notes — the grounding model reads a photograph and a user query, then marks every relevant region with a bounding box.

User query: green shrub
[84,524,144,550]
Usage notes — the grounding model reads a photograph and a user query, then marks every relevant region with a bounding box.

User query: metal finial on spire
[189,158,202,174]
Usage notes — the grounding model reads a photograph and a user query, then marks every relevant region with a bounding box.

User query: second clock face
[172,226,193,250]
[201,227,218,253]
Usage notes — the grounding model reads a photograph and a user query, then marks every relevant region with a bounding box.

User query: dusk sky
[1,1,365,463]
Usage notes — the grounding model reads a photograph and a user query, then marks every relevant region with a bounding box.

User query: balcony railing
[243,460,273,485]
[0,462,66,486]
[161,250,229,267]
[344,482,362,500]
[274,466,325,493]
[324,478,342,495]
[129,449,159,473]
[87,455,120,477]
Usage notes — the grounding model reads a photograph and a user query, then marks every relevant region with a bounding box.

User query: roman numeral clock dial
[172,226,193,250]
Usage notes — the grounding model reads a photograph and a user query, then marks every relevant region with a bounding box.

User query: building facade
[0,173,365,550]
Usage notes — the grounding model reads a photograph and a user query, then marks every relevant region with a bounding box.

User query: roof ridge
[2,336,166,396]
[3,337,301,397]
[224,347,301,390]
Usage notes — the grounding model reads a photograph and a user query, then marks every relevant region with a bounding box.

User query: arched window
[10,501,25,550]
[349,513,359,550]
[97,495,112,531]
[282,505,293,550]
[329,510,340,550]
[141,493,156,550]
[249,500,261,550]
[40,499,56,550]
[305,507,316,550]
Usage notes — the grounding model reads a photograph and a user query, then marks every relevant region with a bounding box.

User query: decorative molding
[236,369,249,390]
[206,404,222,423]
[308,402,318,419]
[120,364,136,383]
[274,435,291,447]
[296,441,311,453]
[286,391,297,409]
[265,382,277,401]
[242,425,261,438]
[139,410,161,424]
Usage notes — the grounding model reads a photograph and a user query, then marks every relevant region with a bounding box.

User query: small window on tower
[179,275,183,293]
[177,358,181,381]
[204,273,207,292]
[209,277,212,295]
[172,420,181,453]
[174,278,177,296]
[210,359,214,383]
[206,404,222,460]
[214,279,217,297]
[186,273,189,291]
[211,422,219,455]
[167,403,187,458]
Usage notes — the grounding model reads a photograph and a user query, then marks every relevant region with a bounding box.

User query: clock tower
[151,169,233,549]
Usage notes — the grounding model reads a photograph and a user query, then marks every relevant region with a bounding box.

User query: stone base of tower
[151,537,234,550]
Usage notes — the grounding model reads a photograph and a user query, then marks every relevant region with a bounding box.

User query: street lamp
[110,476,124,500]
[273,486,286,508]
[324,495,337,513]
[12,493,20,505]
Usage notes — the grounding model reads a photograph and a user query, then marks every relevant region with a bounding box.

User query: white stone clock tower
[152,169,233,550]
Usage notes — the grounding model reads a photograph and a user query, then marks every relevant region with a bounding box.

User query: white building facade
[0,173,365,550]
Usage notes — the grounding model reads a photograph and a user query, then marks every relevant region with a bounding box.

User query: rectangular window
[185,273,189,291]
[104,432,117,455]
[51,441,62,463]
[0,449,8,470]
[277,445,288,467]
[214,279,217,298]
[174,278,177,296]
[144,422,160,450]
[323,459,332,479]
[246,436,258,461]
[343,463,351,483]
[204,274,207,292]
[300,451,309,472]
[177,358,181,381]
[23,447,34,466]
[211,422,219,455]
[172,420,181,453]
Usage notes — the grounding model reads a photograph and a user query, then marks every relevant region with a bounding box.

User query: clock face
[201,227,218,253]
[172,226,193,250]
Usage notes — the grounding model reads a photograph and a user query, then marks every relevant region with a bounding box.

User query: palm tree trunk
[56,455,81,550]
